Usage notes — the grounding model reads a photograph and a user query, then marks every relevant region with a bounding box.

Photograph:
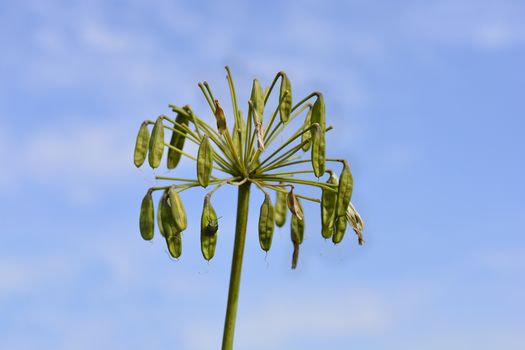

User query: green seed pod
[310,94,326,176]
[148,116,165,169]
[258,193,275,252]
[335,160,354,218]
[290,198,304,244]
[279,72,292,122]
[232,111,245,155]
[250,79,264,124]
[200,194,218,261]
[168,186,187,232]
[290,199,304,269]
[321,170,338,239]
[214,100,228,134]
[287,189,303,221]
[166,233,182,259]
[197,134,213,188]
[160,190,178,238]
[139,189,154,240]
[301,108,312,152]
[311,123,325,178]
[332,215,347,244]
[274,187,287,227]
[134,121,150,167]
[346,202,365,245]
[157,195,165,237]
[167,113,189,169]
[311,93,326,131]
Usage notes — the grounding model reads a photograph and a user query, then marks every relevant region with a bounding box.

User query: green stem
[222,183,251,350]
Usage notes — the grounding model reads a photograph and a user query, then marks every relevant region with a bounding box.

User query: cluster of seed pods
[134,67,364,268]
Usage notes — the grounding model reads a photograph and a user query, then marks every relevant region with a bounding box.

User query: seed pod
[160,190,178,238]
[311,123,325,178]
[290,198,304,244]
[167,113,189,169]
[274,187,287,227]
[335,160,354,218]
[214,100,227,134]
[332,215,347,244]
[148,116,165,168]
[258,193,275,252]
[232,111,245,155]
[311,93,326,131]
[168,186,187,232]
[255,121,265,151]
[321,170,338,239]
[310,94,326,177]
[287,188,303,221]
[200,194,218,261]
[301,108,312,152]
[166,233,182,259]
[250,79,264,124]
[134,121,150,167]
[157,195,166,237]
[139,189,154,240]
[290,198,304,269]
[346,202,365,245]
[279,72,292,122]
[197,134,213,187]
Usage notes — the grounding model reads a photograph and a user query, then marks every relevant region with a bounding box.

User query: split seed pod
[346,202,365,245]
[197,134,213,187]
[287,188,304,221]
[274,187,287,227]
[301,108,312,152]
[290,198,304,269]
[167,113,189,169]
[250,79,264,124]
[134,121,150,167]
[200,194,218,261]
[310,94,326,177]
[213,100,227,134]
[148,116,165,168]
[139,189,154,240]
[168,186,187,232]
[321,170,338,239]
[279,72,292,122]
[311,123,325,178]
[258,193,275,252]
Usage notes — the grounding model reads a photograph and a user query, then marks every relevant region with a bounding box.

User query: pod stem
[222,182,251,350]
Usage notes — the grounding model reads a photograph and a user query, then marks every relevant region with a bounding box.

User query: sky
[0,0,524,349]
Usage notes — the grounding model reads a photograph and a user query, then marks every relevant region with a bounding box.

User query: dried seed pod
[290,198,304,269]
[139,189,154,240]
[197,134,213,188]
[274,187,287,227]
[214,100,227,134]
[311,123,325,178]
[255,121,265,151]
[167,113,189,169]
[250,79,264,124]
[258,193,275,252]
[321,170,338,239]
[148,116,165,168]
[346,202,365,245]
[279,73,292,122]
[287,188,304,221]
[332,215,347,244]
[200,194,218,261]
[301,108,312,152]
[168,186,187,232]
[134,121,150,167]
[166,233,182,259]
[335,160,354,218]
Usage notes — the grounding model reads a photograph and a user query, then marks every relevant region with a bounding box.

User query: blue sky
[1,0,524,349]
